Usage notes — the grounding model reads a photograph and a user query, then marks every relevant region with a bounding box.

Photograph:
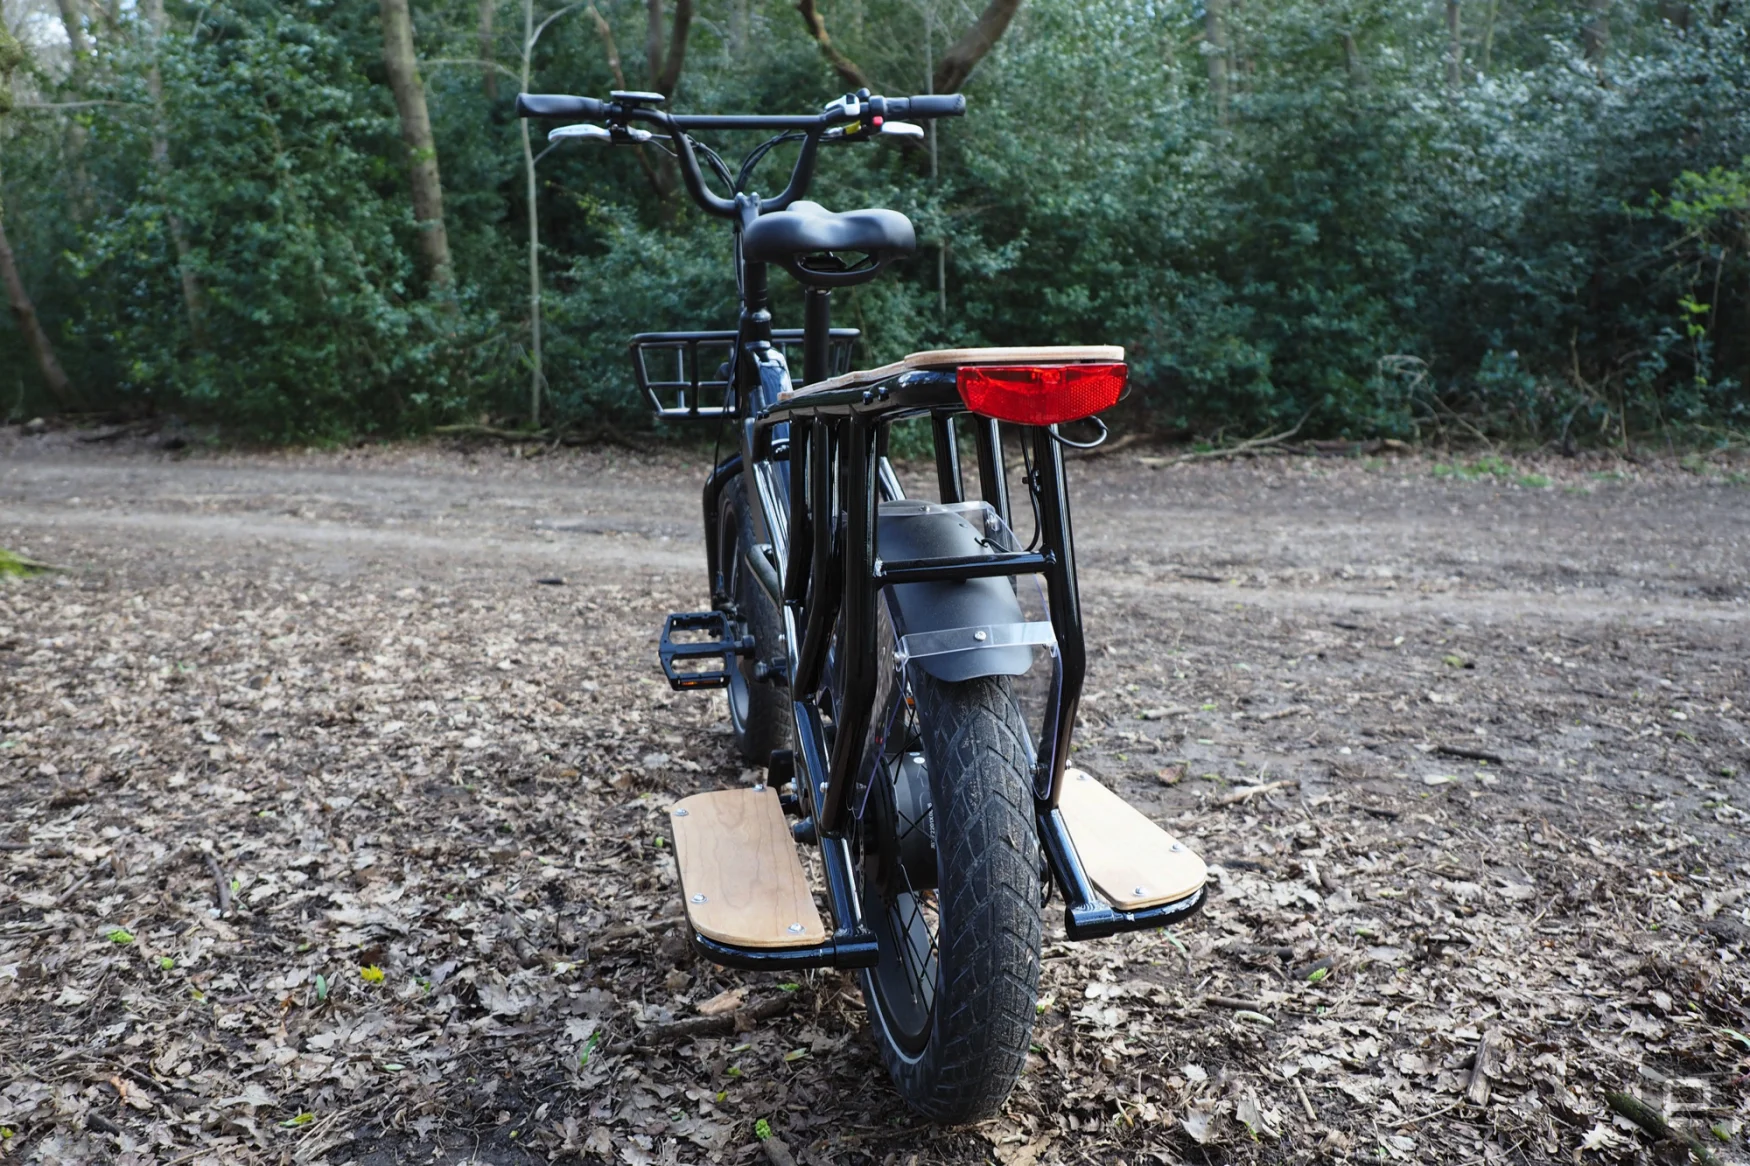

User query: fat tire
[862,672,1043,1123]
[720,481,790,765]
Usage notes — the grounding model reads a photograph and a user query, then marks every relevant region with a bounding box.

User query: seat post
[802,288,832,387]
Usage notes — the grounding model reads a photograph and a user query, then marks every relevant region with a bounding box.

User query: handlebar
[882,94,966,119]
[515,93,605,120]
[515,89,965,219]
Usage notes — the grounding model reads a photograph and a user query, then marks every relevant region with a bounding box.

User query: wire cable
[1046,417,1108,450]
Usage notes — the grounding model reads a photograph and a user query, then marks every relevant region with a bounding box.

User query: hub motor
[868,749,938,896]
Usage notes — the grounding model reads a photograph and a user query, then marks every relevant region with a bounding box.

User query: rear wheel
[720,481,789,765]
[854,665,1043,1123]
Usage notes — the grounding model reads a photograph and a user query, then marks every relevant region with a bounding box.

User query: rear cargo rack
[630,328,859,419]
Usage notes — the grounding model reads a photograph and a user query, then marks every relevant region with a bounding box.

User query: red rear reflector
[955,364,1127,426]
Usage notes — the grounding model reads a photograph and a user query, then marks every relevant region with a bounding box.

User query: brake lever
[547,123,654,145]
[877,121,924,141]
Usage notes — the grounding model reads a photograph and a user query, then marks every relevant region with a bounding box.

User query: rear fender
[877,501,1034,683]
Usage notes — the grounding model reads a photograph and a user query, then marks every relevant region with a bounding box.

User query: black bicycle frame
[524,88,1202,960]
[749,373,1203,945]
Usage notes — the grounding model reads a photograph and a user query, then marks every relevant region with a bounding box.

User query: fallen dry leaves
[0,437,1745,1164]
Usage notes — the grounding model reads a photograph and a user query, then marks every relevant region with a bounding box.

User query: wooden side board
[1057,768,1207,910]
[669,788,826,948]
[779,345,1126,401]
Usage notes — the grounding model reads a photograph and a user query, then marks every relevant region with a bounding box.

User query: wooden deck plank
[781,345,1125,399]
[1057,768,1207,910]
[669,788,826,948]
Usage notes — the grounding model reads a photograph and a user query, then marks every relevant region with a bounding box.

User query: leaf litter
[0,438,1745,1163]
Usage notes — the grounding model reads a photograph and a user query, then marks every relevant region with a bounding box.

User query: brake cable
[692,137,738,193]
[736,131,806,193]
[1046,416,1109,450]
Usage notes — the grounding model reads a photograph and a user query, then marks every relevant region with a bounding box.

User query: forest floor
[0,428,1747,1166]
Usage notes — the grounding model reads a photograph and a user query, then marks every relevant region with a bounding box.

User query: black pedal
[659,611,753,691]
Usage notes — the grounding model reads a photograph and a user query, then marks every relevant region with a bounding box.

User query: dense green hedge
[1,0,1745,442]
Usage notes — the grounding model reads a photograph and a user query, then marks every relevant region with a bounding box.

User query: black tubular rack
[630,328,859,419]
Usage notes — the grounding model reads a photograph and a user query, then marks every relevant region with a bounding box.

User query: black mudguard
[876,501,1033,682]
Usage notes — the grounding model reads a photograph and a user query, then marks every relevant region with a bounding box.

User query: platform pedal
[1058,769,1207,910]
[658,611,753,691]
[668,788,827,950]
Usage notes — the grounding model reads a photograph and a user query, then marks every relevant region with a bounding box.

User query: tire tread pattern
[866,672,1042,1124]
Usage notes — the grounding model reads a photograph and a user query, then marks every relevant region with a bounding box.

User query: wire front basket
[629,329,859,419]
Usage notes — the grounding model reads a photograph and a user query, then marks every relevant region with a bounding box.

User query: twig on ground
[432,424,547,441]
[608,994,796,1053]
[1295,1080,1317,1122]
[1398,1098,1466,1126]
[204,853,231,916]
[1136,413,1310,469]
[55,858,112,906]
[1206,995,1268,1012]
[1218,779,1299,806]
[1435,744,1506,765]
[1605,1091,1719,1164]
[1466,1029,1499,1105]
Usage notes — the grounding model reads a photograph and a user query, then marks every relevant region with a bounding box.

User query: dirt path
[1,434,1746,1165]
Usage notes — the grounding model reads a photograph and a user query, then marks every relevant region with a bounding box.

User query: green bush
[0,0,1744,443]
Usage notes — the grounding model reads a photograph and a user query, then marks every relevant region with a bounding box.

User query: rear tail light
[955,363,1127,426]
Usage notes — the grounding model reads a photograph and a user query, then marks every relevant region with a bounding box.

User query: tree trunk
[145,0,208,347]
[56,0,89,59]
[1341,31,1369,86]
[1205,0,1229,125]
[0,214,73,406]
[933,0,1023,94]
[478,0,498,101]
[1480,0,1500,72]
[588,3,671,199]
[656,0,692,95]
[795,0,869,92]
[521,0,544,427]
[644,0,693,96]
[379,0,454,289]
[1582,0,1610,61]
[646,0,664,91]
[1446,0,1463,89]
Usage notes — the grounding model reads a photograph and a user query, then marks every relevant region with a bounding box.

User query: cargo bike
[519,85,1207,1121]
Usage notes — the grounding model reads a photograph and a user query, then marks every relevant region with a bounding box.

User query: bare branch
[419,57,523,83]
[794,0,868,92]
[655,0,692,97]
[933,0,1023,94]
[588,5,671,199]
[585,5,628,89]
[13,100,147,110]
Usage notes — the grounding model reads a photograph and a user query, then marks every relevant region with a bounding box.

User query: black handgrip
[516,93,605,119]
[887,94,966,119]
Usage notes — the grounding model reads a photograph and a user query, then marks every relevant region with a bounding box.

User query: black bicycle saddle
[742,201,916,287]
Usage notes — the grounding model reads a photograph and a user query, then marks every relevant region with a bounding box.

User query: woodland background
[0,0,1746,444]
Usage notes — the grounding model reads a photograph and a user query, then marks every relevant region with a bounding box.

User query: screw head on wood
[690,893,707,904]
[1133,886,1147,897]
[752,783,765,792]
[673,807,688,816]
[1169,841,1185,852]
[787,923,805,934]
